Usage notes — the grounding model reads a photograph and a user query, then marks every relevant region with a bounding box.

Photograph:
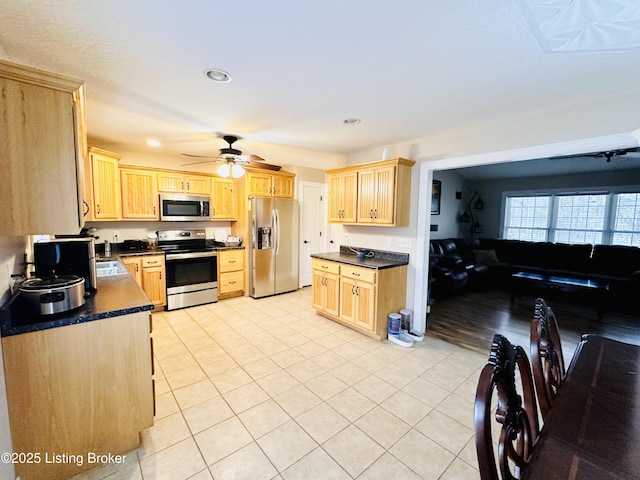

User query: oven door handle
[166,251,218,260]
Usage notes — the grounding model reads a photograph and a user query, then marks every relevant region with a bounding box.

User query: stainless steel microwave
[160,194,211,221]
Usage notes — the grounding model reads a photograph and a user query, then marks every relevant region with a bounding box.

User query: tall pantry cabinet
[0,60,87,235]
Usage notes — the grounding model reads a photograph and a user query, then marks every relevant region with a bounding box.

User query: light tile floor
[73,288,485,480]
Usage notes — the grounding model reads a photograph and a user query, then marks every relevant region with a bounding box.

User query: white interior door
[299,182,325,287]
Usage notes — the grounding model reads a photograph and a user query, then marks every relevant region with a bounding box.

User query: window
[503,191,640,247]
[554,194,606,244]
[613,193,640,246]
[504,196,550,242]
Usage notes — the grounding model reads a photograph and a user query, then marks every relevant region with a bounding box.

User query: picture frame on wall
[431,180,441,215]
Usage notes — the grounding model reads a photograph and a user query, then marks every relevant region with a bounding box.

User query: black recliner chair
[429,240,469,298]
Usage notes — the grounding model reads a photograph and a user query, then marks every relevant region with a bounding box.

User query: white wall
[430,170,466,239]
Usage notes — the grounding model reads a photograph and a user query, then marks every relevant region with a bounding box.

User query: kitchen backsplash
[85,221,233,244]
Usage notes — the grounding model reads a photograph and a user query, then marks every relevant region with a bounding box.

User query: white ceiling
[1,1,640,169]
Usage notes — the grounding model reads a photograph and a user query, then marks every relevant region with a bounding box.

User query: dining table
[522,334,640,480]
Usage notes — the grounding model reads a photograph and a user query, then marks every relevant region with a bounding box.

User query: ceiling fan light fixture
[204,68,232,83]
[216,163,231,178]
[231,164,246,178]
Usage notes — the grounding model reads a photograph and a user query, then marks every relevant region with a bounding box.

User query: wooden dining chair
[530,297,566,419]
[475,334,540,480]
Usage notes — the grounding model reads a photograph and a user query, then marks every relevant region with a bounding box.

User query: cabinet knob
[304,240,309,244]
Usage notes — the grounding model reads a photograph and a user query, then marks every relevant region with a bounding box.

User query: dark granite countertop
[0,272,153,337]
[311,245,409,270]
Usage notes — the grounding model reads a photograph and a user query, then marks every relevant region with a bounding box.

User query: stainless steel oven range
[157,229,218,310]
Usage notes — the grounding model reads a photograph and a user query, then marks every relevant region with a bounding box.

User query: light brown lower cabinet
[121,255,166,309]
[218,249,245,299]
[2,311,154,480]
[311,259,407,340]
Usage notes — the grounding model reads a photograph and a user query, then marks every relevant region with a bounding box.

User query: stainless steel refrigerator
[249,196,299,298]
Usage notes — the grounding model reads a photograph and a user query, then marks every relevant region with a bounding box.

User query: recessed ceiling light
[204,68,232,83]
[146,139,161,147]
[343,118,361,125]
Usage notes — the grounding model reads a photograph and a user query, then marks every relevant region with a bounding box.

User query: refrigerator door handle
[274,208,281,256]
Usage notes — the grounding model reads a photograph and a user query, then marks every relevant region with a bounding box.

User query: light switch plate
[396,237,412,248]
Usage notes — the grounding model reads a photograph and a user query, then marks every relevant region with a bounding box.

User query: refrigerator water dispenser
[257,226,272,249]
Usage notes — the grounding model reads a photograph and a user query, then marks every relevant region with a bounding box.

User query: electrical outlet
[386,237,393,247]
[113,230,120,242]
[396,237,412,249]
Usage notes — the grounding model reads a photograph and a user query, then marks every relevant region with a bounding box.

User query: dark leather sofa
[429,238,640,304]
[429,238,490,298]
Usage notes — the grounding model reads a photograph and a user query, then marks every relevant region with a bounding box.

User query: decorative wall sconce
[460,190,483,233]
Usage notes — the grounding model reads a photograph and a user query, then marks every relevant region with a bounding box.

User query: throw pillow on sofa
[473,249,500,264]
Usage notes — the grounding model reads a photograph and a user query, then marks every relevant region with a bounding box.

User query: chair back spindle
[475,334,540,480]
[530,297,566,419]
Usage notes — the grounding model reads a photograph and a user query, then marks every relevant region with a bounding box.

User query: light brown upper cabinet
[157,172,211,195]
[88,147,122,221]
[246,170,295,198]
[0,60,88,234]
[326,158,414,227]
[120,168,159,220]
[211,177,237,220]
[328,171,358,223]
[356,165,396,225]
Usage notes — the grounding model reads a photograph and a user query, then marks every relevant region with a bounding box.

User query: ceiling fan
[552,147,640,163]
[181,135,281,178]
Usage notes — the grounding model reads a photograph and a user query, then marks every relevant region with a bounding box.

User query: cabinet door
[91,149,121,220]
[211,177,237,219]
[373,166,396,224]
[247,172,273,196]
[312,270,326,311]
[341,171,358,223]
[1,63,86,235]
[328,174,342,222]
[357,168,376,223]
[156,172,185,193]
[141,266,166,308]
[339,277,357,324]
[323,272,340,317]
[272,175,294,198]
[121,257,142,285]
[354,281,376,331]
[328,172,357,223]
[185,175,211,195]
[120,169,158,219]
[312,271,339,317]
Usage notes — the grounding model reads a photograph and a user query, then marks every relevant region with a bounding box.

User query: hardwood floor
[427,287,640,361]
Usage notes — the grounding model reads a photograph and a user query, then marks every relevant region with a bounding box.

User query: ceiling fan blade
[246,160,281,171]
[180,159,216,166]
[240,154,265,162]
[181,153,217,158]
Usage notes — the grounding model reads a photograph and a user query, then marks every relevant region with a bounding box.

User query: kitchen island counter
[311,246,409,270]
[0,272,152,337]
